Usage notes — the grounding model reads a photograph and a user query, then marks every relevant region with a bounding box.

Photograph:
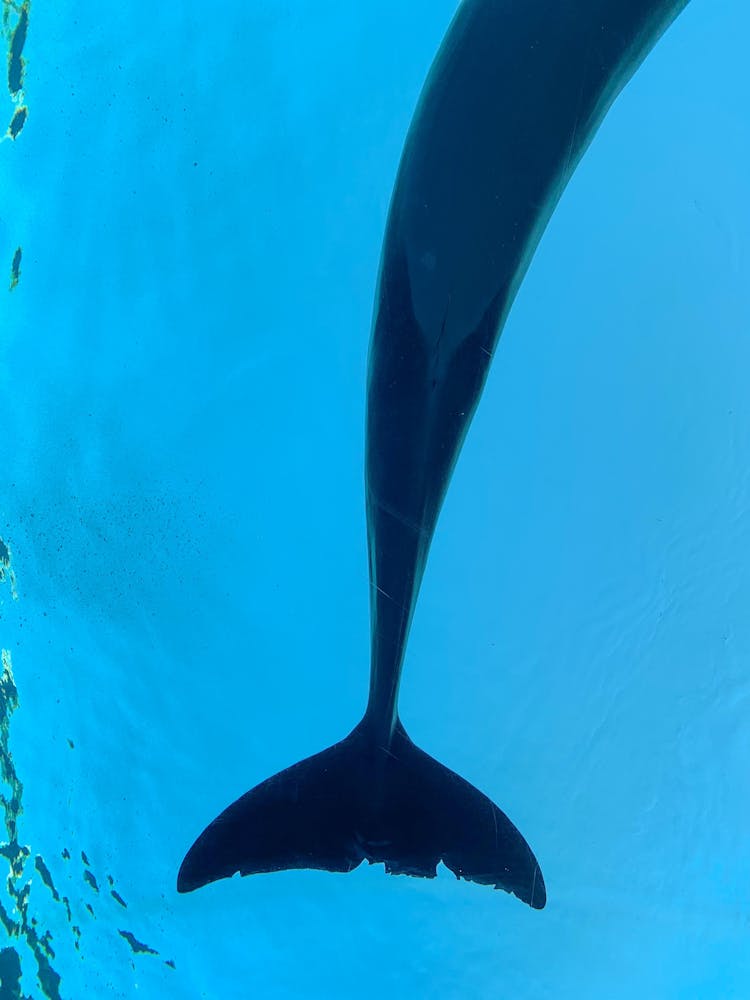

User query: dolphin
[178,0,689,909]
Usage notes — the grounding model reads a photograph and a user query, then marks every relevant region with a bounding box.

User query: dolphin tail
[177,720,545,909]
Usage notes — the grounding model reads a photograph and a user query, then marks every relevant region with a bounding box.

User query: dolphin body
[178,0,689,909]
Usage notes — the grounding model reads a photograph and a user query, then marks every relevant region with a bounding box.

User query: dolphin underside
[179,0,691,913]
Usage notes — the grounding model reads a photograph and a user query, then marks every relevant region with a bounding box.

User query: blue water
[1,1,748,997]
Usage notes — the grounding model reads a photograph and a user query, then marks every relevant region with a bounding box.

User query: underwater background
[1,0,749,996]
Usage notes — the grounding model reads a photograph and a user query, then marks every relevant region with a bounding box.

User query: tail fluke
[177,721,545,909]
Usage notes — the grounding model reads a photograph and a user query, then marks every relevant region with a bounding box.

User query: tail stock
[177,720,545,909]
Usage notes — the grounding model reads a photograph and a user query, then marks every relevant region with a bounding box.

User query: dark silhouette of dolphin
[178,0,689,909]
